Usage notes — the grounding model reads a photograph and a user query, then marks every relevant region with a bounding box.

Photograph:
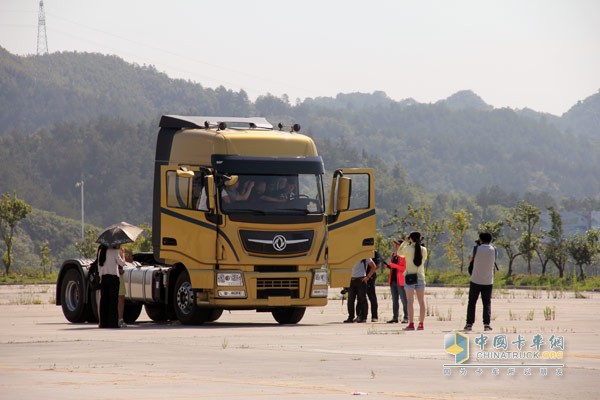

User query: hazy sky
[1,0,599,115]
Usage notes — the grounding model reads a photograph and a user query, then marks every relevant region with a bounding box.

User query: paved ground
[0,284,598,399]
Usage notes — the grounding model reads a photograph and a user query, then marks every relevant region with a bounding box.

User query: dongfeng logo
[272,235,287,251]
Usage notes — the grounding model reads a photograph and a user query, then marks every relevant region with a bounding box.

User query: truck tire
[207,309,223,322]
[144,303,169,322]
[60,269,89,323]
[123,301,143,323]
[272,307,306,324]
[173,270,209,325]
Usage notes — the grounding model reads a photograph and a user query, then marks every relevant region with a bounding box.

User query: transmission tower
[37,0,48,55]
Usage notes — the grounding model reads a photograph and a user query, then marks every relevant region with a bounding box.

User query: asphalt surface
[0,284,598,399]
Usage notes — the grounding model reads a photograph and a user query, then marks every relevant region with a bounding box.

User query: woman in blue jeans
[387,239,408,323]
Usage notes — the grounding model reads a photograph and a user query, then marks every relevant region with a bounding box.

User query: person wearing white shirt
[98,244,126,328]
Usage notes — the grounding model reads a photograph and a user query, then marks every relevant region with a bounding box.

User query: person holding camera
[343,257,377,323]
[386,239,408,323]
[397,231,428,330]
[464,232,496,332]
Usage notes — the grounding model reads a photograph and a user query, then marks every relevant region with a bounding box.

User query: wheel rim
[176,281,194,315]
[65,280,80,312]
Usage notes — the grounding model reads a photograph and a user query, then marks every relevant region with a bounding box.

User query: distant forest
[1,46,600,273]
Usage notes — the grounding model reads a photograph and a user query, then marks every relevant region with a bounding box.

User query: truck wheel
[60,269,89,323]
[272,307,306,324]
[173,270,209,325]
[123,302,143,323]
[207,309,223,322]
[144,303,169,322]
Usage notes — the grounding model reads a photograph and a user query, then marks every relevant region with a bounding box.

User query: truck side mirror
[335,176,351,211]
[205,175,216,211]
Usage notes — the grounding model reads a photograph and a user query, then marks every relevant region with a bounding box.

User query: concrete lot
[0,284,599,399]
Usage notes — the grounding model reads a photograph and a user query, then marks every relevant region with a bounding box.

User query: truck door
[159,166,217,268]
[327,168,376,288]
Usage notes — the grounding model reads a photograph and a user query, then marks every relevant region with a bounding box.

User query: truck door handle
[162,237,177,246]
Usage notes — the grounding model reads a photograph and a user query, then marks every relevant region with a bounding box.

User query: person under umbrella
[97,244,125,328]
[96,222,143,328]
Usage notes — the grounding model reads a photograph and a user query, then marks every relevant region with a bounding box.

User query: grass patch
[0,271,58,284]
[424,269,600,291]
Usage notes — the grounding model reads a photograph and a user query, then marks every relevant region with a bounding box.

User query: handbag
[405,273,418,285]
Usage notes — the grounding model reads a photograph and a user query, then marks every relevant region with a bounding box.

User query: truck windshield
[221,174,324,214]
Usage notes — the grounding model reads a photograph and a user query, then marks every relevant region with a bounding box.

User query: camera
[340,288,348,295]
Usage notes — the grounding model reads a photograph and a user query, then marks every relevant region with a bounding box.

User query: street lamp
[75,180,84,241]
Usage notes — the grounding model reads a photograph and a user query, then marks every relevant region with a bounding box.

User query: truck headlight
[313,270,328,286]
[216,272,243,287]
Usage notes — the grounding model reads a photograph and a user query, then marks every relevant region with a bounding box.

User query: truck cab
[153,115,375,324]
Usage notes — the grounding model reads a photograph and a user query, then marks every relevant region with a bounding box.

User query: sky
[1,0,599,116]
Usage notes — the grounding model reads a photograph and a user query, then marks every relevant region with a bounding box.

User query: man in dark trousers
[365,251,380,322]
[344,257,377,323]
[464,232,496,331]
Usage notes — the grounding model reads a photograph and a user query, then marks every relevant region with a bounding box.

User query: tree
[513,201,542,274]
[39,241,55,278]
[74,227,99,258]
[128,223,152,253]
[543,207,568,277]
[566,229,600,280]
[444,209,472,273]
[494,214,522,277]
[0,192,32,275]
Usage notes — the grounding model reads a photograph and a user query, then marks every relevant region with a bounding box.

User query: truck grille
[240,230,313,255]
[256,278,300,299]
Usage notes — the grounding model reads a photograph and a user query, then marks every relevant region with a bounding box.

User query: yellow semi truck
[56,115,375,325]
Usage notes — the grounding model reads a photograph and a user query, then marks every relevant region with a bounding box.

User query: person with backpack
[464,232,497,332]
[343,257,377,323]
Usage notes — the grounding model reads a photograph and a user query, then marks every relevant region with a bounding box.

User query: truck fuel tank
[123,264,168,303]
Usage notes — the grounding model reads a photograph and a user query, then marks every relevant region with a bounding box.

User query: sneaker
[404,322,415,330]
[371,318,378,323]
[343,318,354,323]
[463,324,473,331]
[484,325,493,331]
[417,322,424,330]
[401,319,409,324]
[387,319,399,324]
[355,319,366,323]
[118,319,127,328]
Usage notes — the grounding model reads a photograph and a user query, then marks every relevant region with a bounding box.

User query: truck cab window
[221,174,323,214]
[347,173,370,210]
[166,171,193,209]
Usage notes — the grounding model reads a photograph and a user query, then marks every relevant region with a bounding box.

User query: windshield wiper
[225,208,266,215]
[272,208,311,214]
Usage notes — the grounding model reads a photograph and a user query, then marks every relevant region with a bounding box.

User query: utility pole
[37,1,49,55]
[76,180,84,241]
